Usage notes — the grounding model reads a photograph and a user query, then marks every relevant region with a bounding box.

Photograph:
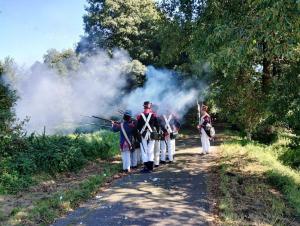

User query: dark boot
[148,161,154,171]
[140,163,150,173]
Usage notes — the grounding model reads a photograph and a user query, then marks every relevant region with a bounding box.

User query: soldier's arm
[112,123,121,132]
[136,115,143,132]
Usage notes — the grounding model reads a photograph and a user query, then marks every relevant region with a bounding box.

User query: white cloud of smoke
[3,50,206,134]
[123,66,203,118]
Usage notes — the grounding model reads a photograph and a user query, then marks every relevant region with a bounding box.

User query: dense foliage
[81,0,161,65]
[43,49,80,75]
[190,0,300,139]
[0,131,119,194]
[81,0,300,140]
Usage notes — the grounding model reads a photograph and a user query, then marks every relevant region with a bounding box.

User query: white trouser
[154,140,161,166]
[140,138,155,163]
[172,139,176,155]
[201,128,210,153]
[121,150,131,170]
[161,137,175,161]
[135,148,142,165]
[131,149,137,167]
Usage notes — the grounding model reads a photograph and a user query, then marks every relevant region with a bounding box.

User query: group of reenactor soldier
[112,101,180,173]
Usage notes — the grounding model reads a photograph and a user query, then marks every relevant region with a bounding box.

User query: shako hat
[123,110,132,117]
[143,101,152,108]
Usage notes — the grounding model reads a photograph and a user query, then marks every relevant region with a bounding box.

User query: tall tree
[157,0,205,72]
[43,49,80,75]
[82,0,161,65]
[0,60,18,145]
[191,0,300,136]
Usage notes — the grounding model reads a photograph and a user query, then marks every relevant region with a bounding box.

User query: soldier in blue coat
[112,110,136,173]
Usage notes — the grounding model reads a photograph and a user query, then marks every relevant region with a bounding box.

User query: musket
[91,115,116,123]
[81,115,120,124]
[197,99,201,125]
[82,114,137,124]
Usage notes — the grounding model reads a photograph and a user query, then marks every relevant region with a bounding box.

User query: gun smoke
[123,66,202,117]
[3,50,206,134]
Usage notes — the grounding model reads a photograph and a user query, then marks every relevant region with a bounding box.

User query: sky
[0,0,86,66]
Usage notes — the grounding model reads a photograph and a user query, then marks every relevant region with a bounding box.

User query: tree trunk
[262,42,272,93]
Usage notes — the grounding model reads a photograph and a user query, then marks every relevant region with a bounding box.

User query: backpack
[202,115,215,138]
[204,123,215,138]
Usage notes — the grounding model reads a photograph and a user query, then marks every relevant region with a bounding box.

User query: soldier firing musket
[111,110,137,173]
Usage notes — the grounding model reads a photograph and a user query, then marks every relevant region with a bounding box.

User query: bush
[0,171,33,194]
[279,148,300,170]
[27,135,87,174]
[289,136,300,149]
[252,124,278,144]
[0,131,119,194]
[278,135,300,170]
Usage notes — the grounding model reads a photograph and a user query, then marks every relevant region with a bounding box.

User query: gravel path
[52,134,217,226]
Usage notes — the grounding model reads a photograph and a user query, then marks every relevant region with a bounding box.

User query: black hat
[143,101,151,108]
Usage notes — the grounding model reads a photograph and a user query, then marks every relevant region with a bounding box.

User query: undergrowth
[218,133,300,225]
[0,131,119,194]
[7,163,121,226]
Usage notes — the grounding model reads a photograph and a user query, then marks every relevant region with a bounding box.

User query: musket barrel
[92,115,112,122]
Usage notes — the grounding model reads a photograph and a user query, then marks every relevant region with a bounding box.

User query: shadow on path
[52,135,217,226]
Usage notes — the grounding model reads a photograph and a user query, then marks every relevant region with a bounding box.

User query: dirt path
[52,134,218,226]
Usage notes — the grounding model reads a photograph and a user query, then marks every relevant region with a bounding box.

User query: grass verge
[6,162,121,226]
[0,131,119,195]
[215,134,300,225]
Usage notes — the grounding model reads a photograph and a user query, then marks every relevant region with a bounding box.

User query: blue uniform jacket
[112,121,136,151]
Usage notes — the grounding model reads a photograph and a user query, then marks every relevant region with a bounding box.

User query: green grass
[0,130,119,194]
[218,163,238,224]
[9,163,121,226]
[230,142,299,214]
[217,134,300,225]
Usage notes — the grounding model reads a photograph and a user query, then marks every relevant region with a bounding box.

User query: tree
[157,0,205,73]
[43,49,80,75]
[270,58,300,134]
[0,58,18,129]
[124,59,147,90]
[0,60,20,153]
[191,0,300,137]
[82,0,161,65]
